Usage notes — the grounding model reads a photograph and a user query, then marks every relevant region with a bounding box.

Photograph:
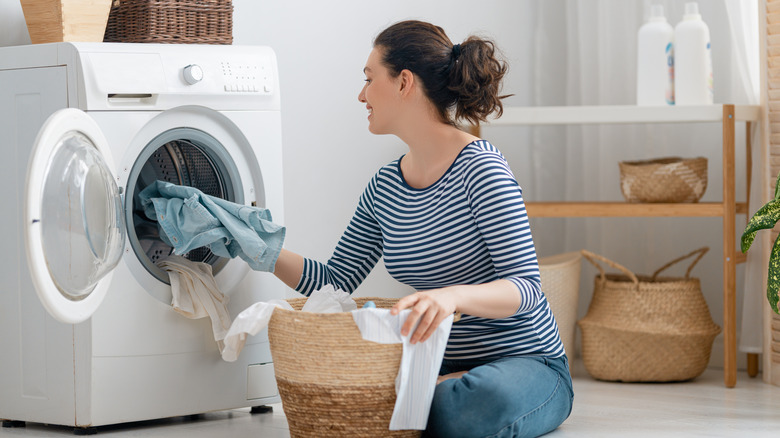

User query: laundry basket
[577,248,721,382]
[539,251,582,358]
[103,0,233,44]
[268,297,420,438]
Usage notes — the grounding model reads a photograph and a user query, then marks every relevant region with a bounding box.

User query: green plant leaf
[768,234,780,314]
[775,171,780,200]
[741,199,780,252]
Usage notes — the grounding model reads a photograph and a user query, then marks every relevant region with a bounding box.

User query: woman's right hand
[390,287,460,344]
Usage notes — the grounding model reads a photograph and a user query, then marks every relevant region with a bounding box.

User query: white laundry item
[220,285,450,430]
[301,284,357,312]
[220,299,293,362]
[351,308,453,431]
[221,286,355,362]
[158,255,233,350]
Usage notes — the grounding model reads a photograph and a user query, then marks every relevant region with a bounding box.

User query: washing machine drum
[129,129,242,283]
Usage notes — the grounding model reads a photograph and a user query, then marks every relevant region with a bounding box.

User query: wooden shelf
[525,201,748,217]
[482,104,761,388]
[487,104,760,126]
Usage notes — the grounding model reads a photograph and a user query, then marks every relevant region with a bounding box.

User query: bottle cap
[647,4,666,22]
[684,2,701,19]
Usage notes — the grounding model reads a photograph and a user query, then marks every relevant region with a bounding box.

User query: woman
[273,20,573,438]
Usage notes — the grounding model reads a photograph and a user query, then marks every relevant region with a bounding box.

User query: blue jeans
[424,355,573,438]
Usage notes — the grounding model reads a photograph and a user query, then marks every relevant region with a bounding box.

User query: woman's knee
[425,373,515,437]
[425,358,572,438]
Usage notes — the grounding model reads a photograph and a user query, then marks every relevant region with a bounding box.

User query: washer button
[183,64,204,85]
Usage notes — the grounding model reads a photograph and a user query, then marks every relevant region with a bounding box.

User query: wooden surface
[488,104,760,126]
[19,0,111,44]
[765,0,780,386]
[722,105,738,388]
[525,202,746,217]
[482,103,760,388]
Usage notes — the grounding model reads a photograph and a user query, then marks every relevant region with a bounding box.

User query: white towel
[220,299,293,362]
[158,255,233,350]
[351,308,453,431]
[221,285,353,361]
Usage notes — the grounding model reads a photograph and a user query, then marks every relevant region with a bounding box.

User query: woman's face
[358,47,402,135]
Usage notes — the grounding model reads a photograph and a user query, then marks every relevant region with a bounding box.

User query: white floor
[2,362,779,437]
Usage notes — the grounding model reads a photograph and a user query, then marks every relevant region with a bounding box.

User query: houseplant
[741,172,780,314]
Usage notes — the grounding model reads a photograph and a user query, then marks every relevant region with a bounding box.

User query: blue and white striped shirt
[296,140,564,360]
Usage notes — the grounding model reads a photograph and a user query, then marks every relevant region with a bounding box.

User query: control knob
[183,64,204,85]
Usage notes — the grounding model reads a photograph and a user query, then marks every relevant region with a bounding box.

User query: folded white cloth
[158,255,232,350]
[351,308,453,431]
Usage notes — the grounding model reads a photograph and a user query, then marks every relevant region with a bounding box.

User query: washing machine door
[25,108,126,324]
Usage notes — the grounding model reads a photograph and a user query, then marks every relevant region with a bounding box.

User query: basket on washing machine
[267,297,420,438]
[104,0,233,44]
[578,248,720,382]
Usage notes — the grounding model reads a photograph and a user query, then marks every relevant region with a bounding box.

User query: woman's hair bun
[374,20,510,127]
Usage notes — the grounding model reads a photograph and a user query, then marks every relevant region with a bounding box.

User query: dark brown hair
[373,20,510,126]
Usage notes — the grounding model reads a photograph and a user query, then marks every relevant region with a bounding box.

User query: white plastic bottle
[636,4,674,106]
[674,2,713,105]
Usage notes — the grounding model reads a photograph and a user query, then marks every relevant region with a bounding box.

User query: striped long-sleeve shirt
[295,140,564,360]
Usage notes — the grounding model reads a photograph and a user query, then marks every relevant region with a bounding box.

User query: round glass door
[26,109,125,324]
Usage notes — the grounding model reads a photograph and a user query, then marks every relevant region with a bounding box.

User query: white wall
[230,0,540,298]
[0,0,30,46]
[0,0,756,368]
[0,0,536,300]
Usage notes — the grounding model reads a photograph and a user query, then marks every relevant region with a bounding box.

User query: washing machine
[0,42,286,431]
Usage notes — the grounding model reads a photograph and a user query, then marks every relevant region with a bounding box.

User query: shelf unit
[482,104,761,388]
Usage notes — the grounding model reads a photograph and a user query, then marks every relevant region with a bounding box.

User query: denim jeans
[423,355,573,438]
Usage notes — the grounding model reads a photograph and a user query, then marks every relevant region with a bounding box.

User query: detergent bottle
[674,2,713,105]
[636,4,675,105]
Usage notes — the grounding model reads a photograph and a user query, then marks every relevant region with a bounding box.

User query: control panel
[220,60,272,93]
[76,44,280,110]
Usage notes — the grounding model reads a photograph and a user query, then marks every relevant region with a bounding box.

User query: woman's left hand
[390,288,459,344]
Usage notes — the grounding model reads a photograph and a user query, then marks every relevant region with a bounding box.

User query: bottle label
[666,42,675,105]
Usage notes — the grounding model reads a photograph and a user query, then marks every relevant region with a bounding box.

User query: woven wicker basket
[103,0,233,44]
[539,251,582,358]
[578,248,720,382]
[619,156,707,203]
[268,297,420,438]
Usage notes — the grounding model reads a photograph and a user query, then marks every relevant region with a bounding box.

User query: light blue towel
[139,180,285,272]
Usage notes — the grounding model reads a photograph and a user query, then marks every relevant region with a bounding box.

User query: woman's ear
[398,69,415,96]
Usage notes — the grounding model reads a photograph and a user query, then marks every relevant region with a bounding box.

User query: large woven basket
[539,251,582,358]
[268,297,420,438]
[578,248,720,382]
[619,156,707,203]
[103,0,233,44]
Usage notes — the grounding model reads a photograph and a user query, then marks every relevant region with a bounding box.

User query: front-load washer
[0,42,286,431]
